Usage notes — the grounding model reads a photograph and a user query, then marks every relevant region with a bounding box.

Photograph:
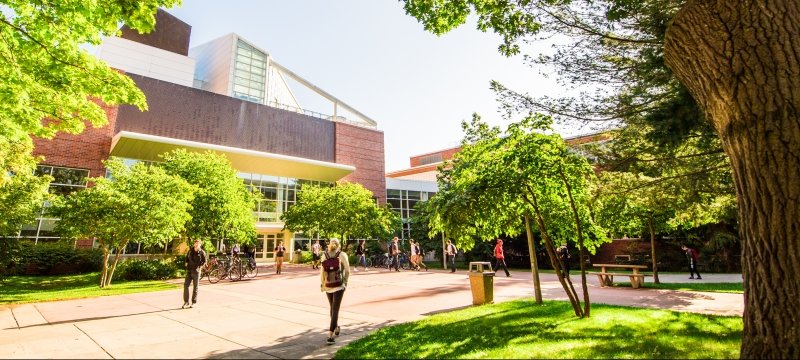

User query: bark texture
[665,1,800,357]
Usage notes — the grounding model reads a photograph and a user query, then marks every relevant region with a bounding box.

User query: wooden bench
[588,264,650,289]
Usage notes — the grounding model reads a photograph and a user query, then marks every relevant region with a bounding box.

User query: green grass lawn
[612,282,743,293]
[0,272,179,304]
[335,299,742,359]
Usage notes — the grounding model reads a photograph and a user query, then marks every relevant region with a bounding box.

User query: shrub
[12,241,103,275]
[113,258,182,281]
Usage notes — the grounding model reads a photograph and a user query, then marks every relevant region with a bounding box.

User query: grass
[612,282,743,293]
[0,272,179,304]
[336,299,741,359]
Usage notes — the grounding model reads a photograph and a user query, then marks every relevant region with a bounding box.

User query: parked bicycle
[204,254,243,283]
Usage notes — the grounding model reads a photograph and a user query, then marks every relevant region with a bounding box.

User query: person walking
[355,240,368,271]
[183,239,207,309]
[415,241,428,271]
[274,241,286,274]
[445,239,457,273]
[682,244,702,279]
[493,239,511,277]
[320,238,350,345]
[388,237,400,272]
[312,240,322,270]
[409,239,419,270]
[557,244,571,277]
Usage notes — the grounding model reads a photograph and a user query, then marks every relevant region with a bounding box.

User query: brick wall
[32,103,119,178]
[409,146,461,167]
[334,122,386,204]
[590,238,652,264]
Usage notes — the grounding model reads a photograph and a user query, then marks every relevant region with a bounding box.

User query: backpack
[322,251,343,288]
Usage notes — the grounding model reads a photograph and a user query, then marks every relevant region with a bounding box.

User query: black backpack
[322,251,343,287]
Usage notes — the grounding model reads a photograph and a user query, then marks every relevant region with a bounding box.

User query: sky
[165,1,591,172]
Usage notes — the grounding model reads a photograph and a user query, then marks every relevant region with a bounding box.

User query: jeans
[183,268,200,304]
[689,260,701,278]
[391,254,399,270]
[357,254,366,268]
[326,289,345,332]
[494,258,510,276]
[447,255,456,272]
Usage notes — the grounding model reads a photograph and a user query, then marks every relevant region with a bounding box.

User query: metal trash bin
[468,261,495,305]
[294,250,303,264]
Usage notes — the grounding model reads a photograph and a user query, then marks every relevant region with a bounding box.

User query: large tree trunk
[524,214,543,304]
[665,1,800,357]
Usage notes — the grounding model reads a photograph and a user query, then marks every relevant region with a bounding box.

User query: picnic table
[588,263,650,289]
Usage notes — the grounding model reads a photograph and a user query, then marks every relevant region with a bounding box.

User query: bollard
[468,261,495,305]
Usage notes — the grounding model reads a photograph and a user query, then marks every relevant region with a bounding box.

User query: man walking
[445,239,457,273]
[389,237,400,272]
[493,239,511,277]
[682,244,702,279]
[183,239,207,309]
[312,240,322,270]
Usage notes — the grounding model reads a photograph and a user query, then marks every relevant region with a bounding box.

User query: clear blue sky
[166,1,588,172]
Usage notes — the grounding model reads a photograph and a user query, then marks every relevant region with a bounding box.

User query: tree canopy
[0,0,179,236]
[282,182,400,241]
[160,149,259,246]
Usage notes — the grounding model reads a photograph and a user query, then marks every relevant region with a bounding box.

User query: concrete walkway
[0,266,743,359]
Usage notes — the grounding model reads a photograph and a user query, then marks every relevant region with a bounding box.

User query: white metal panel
[189,34,235,96]
[97,37,195,87]
[385,178,439,192]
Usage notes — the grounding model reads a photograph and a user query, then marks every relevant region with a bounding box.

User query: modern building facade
[27,10,385,261]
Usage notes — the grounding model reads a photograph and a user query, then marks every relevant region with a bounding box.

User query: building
[25,10,385,262]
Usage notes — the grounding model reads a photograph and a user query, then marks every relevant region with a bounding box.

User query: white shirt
[410,244,418,256]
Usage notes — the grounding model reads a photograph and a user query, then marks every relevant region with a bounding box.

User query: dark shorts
[313,253,320,260]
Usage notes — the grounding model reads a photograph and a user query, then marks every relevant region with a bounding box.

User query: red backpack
[322,251,343,287]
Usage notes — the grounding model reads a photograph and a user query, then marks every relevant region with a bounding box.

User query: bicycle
[243,256,258,278]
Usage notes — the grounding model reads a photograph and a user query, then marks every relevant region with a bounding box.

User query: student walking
[389,237,400,272]
[183,239,207,309]
[320,238,350,345]
[355,240,368,271]
[557,244,571,277]
[312,240,322,270]
[682,244,702,279]
[275,241,286,274]
[445,239,457,273]
[409,239,419,270]
[415,241,428,271]
[493,239,511,277]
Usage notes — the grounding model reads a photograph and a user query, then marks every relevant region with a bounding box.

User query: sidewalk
[0,266,743,359]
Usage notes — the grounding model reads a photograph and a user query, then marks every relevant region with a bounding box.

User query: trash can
[468,261,495,305]
[294,250,303,264]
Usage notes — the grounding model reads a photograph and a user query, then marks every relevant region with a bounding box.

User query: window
[232,40,267,104]
[19,165,90,244]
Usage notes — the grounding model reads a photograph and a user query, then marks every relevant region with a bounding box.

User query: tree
[0,138,51,236]
[160,150,258,247]
[52,159,194,287]
[429,114,607,315]
[282,182,401,243]
[402,1,798,354]
[0,0,179,143]
[593,172,676,283]
[0,0,179,250]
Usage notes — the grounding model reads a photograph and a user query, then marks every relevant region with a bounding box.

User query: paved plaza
[1,265,743,359]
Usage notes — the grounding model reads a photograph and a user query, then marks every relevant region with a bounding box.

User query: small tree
[0,138,51,236]
[161,150,259,247]
[282,182,400,243]
[53,159,194,287]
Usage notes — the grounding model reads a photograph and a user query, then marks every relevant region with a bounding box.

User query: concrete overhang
[110,131,354,182]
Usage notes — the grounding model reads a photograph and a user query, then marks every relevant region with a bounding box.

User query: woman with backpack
[320,238,350,345]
